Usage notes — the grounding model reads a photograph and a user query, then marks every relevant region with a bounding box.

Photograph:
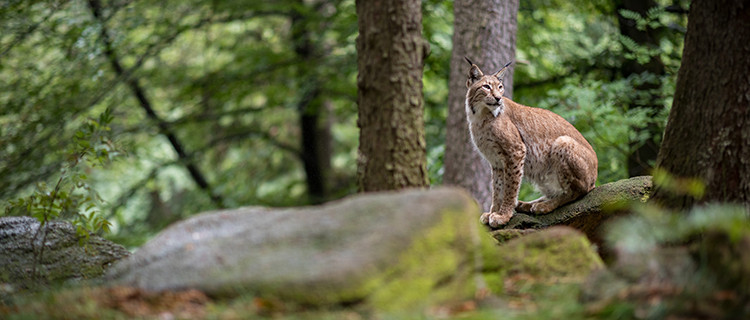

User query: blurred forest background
[1,0,689,247]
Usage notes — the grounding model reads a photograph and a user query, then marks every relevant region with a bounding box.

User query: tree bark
[651,0,750,209]
[444,0,519,211]
[355,0,428,191]
[615,0,667,177]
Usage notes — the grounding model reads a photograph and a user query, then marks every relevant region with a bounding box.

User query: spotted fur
[465,61,598,228]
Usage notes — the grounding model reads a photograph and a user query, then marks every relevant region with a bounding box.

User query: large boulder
[107,187,481,311]
[490,176,652,245]
[481,226,604,293]
[0,216,130,289]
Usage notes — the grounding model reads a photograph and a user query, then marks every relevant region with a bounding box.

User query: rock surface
[0,216,130,288]
[107,187,480,310]
[481,226,604,293]
[490,176,652,245]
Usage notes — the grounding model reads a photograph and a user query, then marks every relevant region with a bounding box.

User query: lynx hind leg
[530,136,595,214]
[515,197,546,213]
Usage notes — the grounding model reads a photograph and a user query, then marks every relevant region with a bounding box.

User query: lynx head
[465,58,512,117]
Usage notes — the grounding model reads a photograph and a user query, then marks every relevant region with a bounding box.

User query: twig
[30,170,66,281]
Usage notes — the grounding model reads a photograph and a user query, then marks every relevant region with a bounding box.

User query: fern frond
[619,9,643,22]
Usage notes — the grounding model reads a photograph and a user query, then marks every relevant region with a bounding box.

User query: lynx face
[466,64,508,117]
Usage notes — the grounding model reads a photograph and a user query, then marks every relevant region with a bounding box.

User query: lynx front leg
[480,165,522,228]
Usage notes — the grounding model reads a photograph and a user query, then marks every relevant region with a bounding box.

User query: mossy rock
[490,176,652,245]
[481,226,604,294]
[107,187,481,312]
[0,216,130,291]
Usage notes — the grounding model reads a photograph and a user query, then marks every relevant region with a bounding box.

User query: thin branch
[31,170,66,281]
[87,0,224,208]
[166,107,267,126]
[198,129,301,158]
[82,8,289,123]
[126,9,288,77]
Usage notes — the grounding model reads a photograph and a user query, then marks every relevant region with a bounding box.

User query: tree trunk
[651,0,750,209]
[355,0,428,192]
[444,0,519,211]
[291,3,330,204]
[615,0,667,177]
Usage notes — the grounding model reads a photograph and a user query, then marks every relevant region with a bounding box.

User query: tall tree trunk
[291,3,330,204]
[651,0,750,209]
[298,86,328,204]
[356,0,428,191]
[615,0,667,177]
[444,0,519,211]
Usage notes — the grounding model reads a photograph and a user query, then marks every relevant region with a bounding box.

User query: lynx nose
[494,96,502,104]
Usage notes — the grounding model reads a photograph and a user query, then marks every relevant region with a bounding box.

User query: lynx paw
[479,211,513,228]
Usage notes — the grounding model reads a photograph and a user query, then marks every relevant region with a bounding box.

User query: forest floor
[2,276,603,320]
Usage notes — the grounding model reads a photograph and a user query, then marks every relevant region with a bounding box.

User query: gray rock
[107,187,480,310]
[0,216,130,288]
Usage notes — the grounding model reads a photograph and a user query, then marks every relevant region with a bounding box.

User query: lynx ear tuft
[466,57,484,87]
[494,61,513,79]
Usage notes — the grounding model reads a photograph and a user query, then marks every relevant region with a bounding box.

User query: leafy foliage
[513,0,686,196]
[608,203,749,253]
[4,108,121,244]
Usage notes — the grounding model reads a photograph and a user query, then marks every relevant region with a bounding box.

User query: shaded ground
[1,281,589,320]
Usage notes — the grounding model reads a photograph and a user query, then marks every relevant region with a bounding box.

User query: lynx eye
[482,84,491,90]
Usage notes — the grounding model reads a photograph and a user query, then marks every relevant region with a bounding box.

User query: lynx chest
[468,115,524,168]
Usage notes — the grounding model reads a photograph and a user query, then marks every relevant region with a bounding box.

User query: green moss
[509,230,601,277]
[490,229,537,243]
[3,286,130,320]
[367,207,476,311]
[480,228,503,271]
[482,273,504,295]
[481,227,604,294]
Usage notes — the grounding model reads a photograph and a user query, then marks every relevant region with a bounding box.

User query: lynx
[464,58,598,228]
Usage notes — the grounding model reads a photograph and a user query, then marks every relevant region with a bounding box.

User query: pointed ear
[465,57,484,87]
[493,61,513,79]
